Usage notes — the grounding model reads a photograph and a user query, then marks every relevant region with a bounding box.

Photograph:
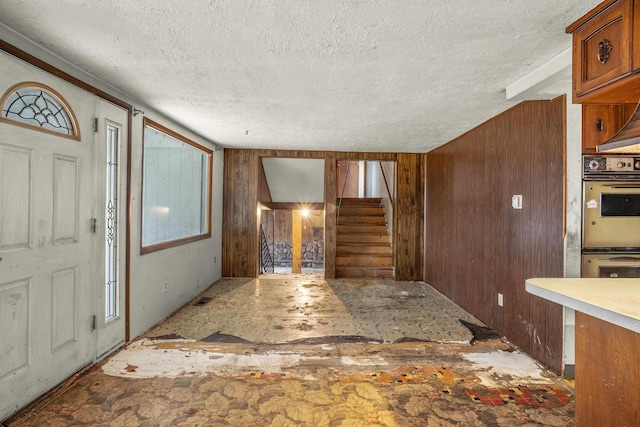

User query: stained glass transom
[1,83,78,137]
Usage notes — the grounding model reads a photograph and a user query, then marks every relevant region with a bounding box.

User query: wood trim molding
[0,40,132,111]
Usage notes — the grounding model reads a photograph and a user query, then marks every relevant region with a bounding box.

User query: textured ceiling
[0,0,600,153]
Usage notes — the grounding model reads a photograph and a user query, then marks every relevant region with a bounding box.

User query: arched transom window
[0,82,80,140]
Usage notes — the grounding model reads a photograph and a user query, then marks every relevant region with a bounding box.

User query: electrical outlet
[497,293,504,307]
[163,280,168,293]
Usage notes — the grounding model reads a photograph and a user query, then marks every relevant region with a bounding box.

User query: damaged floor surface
[5,276,575,426]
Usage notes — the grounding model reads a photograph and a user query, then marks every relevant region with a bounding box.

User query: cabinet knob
[597,39,613,64]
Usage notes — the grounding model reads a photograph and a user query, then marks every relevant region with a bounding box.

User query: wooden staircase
[336,198,394,279]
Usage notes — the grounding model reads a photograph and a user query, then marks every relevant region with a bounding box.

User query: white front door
[0,52,126,420]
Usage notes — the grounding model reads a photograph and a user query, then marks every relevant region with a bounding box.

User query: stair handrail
[378,161,393,204]
[336,160,352,225]
[259,224,274,274]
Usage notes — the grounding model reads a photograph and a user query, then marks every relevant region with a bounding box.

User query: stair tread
[338,232,389,235]
[338,225,388,229]
[336,266,394,279]
[336,256,393,267]
[339,217,385,221]
[338,231,388,234]
[339,197,382,202]
[339,206,384,210]
[336,255,393,259]
[336,251,393,256]
[340,222,387,228]
[337,243,392,248]
[337,236,390,242]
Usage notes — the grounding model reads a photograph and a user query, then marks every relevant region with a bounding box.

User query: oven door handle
[597,256,640,262]
[601,184,640,189]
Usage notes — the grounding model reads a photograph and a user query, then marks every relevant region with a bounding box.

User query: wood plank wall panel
[222,149,424,280]
[337,160,360,198]
[222,149,259,277]
[260,209,275,243]
[396,153,424,281]
[275,210,292,242]
[424,98,565,373]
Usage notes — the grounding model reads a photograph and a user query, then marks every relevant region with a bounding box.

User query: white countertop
[525,278,640,333]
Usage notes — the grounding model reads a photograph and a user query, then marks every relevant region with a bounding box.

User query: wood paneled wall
[424,97,566,373]
[396,153,425,280]
[222,149,423,280]
[223,150,260,277]
[261,210,323,244]
[337,160,360,197]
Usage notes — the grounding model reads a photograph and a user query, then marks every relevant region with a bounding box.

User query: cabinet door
[634,0,640,71]
[582,104,636,153]
[572,0,633,98]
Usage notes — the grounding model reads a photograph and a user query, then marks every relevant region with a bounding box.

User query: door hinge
[91,315,97,331]
[94,117,99,133]
[91,218,97,233]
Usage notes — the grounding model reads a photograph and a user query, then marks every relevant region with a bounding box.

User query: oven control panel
[583,155,640,177]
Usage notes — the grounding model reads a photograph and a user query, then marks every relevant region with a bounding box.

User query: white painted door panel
[0,52,97,421]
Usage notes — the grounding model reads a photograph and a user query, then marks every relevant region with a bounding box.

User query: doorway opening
[260,208,324,275]
[258,157,325,277]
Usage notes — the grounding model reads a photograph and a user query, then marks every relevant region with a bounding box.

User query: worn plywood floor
[147,276,482,344]
[6,276,575,426]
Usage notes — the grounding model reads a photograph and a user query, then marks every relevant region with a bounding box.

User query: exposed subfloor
[5,276,575,426]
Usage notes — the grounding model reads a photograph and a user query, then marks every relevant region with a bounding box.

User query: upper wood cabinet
[567,0,640,103]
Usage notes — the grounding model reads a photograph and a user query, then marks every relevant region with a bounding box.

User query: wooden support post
[292,210,302,273]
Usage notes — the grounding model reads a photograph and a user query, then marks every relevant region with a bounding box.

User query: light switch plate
[512,195,523,209]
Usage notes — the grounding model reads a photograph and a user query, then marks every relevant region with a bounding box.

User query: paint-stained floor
[5,276,575,426]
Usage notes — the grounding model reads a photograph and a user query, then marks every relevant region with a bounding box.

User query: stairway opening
[335,160,396,279]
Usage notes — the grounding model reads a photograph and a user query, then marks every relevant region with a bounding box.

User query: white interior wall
[0,24,224,340]
[365,162,377,198]
[358,160,366,198]
[129,117,224,338]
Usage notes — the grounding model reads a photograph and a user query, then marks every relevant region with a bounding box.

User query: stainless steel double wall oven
[582,155,640,278]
